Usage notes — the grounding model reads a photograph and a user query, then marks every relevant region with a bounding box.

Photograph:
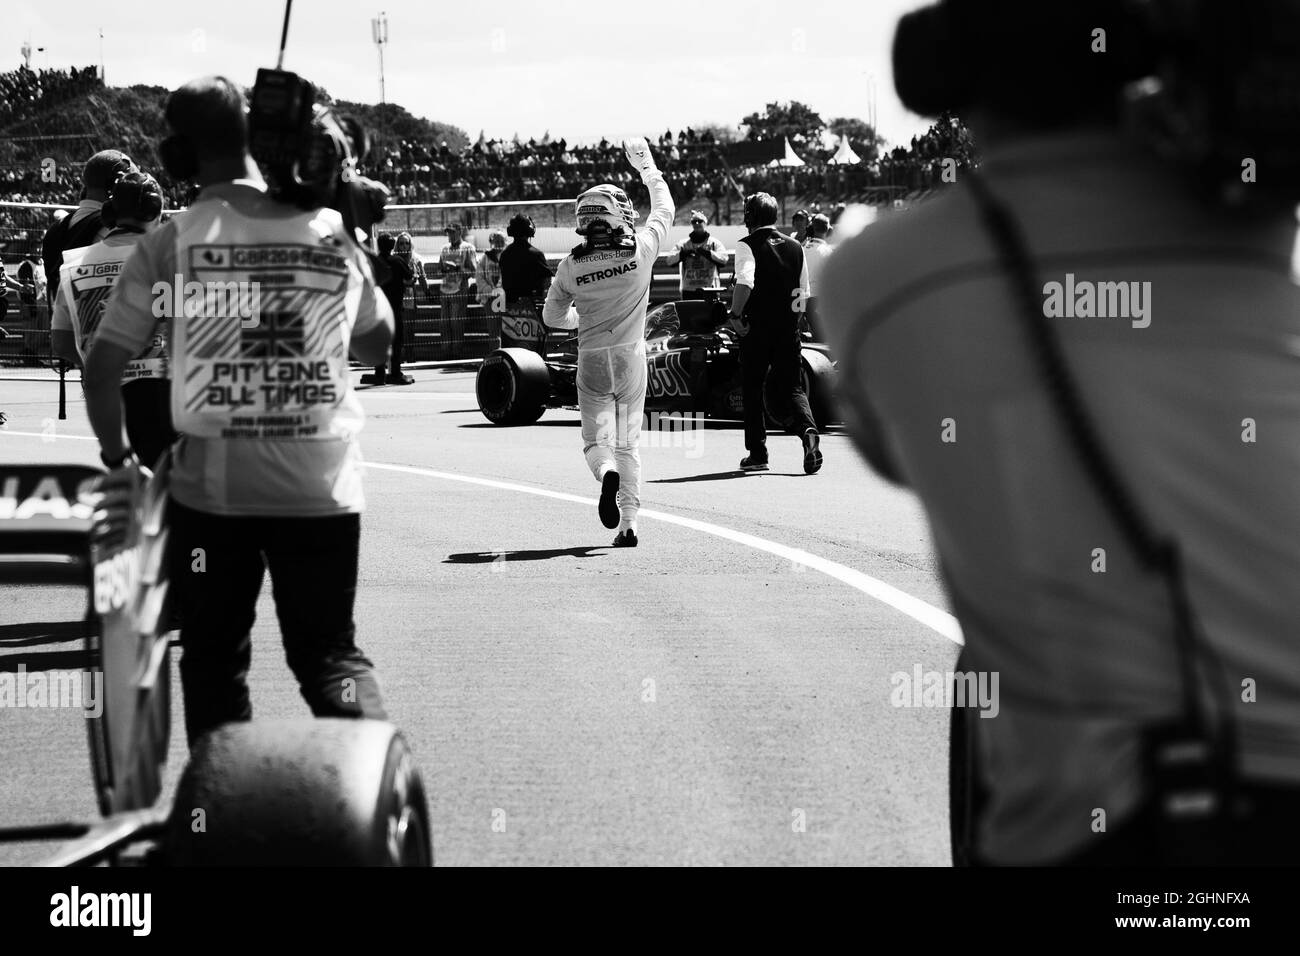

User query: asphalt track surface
[0,367,959,866]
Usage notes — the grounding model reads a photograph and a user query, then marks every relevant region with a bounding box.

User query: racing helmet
[575,183,637,236]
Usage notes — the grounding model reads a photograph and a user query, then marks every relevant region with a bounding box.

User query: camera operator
[84,75,395,747]
[664,210,728,298]
[823,0,1300,865]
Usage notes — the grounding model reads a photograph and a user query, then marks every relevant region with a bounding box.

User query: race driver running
[543,137,674,547]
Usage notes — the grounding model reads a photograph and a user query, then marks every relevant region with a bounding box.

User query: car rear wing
[0,459,175,843]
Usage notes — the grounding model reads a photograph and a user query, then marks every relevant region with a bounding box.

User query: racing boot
[802,429,823,475]
[598,470,621,529]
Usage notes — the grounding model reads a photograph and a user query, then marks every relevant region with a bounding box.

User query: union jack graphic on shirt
[239,310,304,358]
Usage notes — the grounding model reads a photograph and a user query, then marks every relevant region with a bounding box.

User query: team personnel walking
[51,170,176,467]
[83,75,395,747]
[664,210,728,297]
[543,137,674,547]
[727,192,822,475]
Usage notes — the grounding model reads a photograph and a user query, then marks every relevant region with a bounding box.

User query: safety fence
[1,199,745,367]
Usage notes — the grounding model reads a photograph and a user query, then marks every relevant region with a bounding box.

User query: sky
[7,0,936,149]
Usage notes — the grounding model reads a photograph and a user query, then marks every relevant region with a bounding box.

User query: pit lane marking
[364,461,964,645]
[0,429,963,645]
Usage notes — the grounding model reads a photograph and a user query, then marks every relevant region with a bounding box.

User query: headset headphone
[507,214,535,239]
[102,171,165,227]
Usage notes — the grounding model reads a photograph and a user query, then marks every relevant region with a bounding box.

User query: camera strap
[964,169,1239,860]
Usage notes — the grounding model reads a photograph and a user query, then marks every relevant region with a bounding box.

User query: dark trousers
[740,329,816,454]
[121,378,176,471]
[375,303,406,379]
[168,501,387,747]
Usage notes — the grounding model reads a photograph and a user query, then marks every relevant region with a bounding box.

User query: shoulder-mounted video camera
[248,67,390,242]
[893,0,1300,206]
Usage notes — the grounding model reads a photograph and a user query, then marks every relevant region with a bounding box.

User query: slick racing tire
[477,347,549,425]
[166,718,433,866]
[800,349,838,429]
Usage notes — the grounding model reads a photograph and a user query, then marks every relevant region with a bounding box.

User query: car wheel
[476,347,549,425]
[166,718,433,866]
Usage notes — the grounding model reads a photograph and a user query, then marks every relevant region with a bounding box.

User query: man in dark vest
[727,192,822,474]
[41,149,137,306]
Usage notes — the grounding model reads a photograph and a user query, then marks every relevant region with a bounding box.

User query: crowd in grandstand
[371,128,949,215]
[0,64,102,130]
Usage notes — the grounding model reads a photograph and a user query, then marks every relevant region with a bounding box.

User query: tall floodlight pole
[372,12,388,165]
[99,29,105,83]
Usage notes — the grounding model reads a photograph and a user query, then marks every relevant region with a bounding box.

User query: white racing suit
[543,172,674,530]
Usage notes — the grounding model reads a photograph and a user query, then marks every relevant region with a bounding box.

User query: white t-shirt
[96,179,391,517]
[802,238,834,297]
[822,128,1300,864]
[52,231,166,377]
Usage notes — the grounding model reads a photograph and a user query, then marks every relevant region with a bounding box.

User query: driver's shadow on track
[649,470,805,483]
[444,546,608,564]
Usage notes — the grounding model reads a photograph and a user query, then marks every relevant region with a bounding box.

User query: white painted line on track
[364,461,964,646]
[0,430,89,440]
[0,427,963,645]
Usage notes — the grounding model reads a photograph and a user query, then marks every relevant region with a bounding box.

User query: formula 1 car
[475,292,838,427]
[0,457,432,866]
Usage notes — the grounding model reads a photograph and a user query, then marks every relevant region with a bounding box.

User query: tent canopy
[828,136,862,165]
[766,137,805,168]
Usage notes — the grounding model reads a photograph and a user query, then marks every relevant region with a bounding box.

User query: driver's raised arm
[625,138,674,259]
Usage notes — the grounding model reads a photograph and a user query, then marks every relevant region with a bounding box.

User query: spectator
[371,232,416,386]
[789,208,810,243]
[438,222,477,343]
[475,229,507,335]
[801,213,833,338]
